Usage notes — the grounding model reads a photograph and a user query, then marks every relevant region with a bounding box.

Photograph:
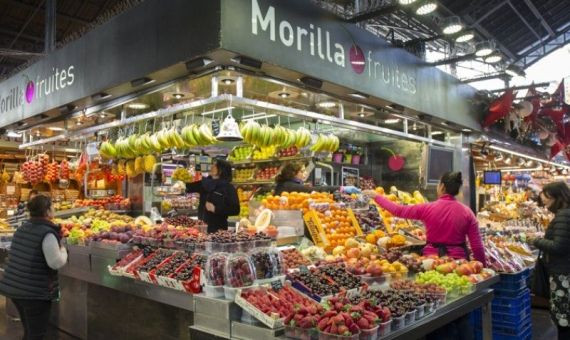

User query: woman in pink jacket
[365,172,486,265]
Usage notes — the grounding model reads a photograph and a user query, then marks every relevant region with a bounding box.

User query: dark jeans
[558,326,570,340]
[11,299,52,340]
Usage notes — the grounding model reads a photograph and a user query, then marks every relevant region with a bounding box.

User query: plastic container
[203,284,224,298]
[224,252,256,288]
[205,252,227,286]
[254,239,272,248]
[332,153,343,164]
[224,285,254,300]
[377,320,392,338]
[351,155,361,165]
[425,302,435,314]
[359,326,379,340]
[284,324,317,340]
[249,247,284,281]
[415,304,426,320]
[318,331,360,340]
[391,315,405,331]
[404,311,415,326]
[220,242,239,253]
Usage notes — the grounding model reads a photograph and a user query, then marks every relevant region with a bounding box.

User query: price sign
[271,280,283,291]
[211,119,220,137]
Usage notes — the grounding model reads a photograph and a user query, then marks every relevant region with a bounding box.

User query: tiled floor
[0,296,561,340]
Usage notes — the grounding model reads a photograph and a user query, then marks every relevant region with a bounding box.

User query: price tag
[211,119,220,137]
[271,280,283,291]
[6,185,15,195]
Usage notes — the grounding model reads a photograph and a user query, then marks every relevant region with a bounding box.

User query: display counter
[44,244,498,340]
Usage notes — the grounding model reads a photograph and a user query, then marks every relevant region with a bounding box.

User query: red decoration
[550,140,565,159]
[382,147,405,171]
[482,89,515,127]
[523,85,541,124]
[542,107,568,133]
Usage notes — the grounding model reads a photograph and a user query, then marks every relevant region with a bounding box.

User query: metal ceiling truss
[514,25,570,69]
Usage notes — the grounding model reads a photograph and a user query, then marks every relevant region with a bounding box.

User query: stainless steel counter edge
[61,245,195,311]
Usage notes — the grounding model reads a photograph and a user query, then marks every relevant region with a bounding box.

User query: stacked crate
[471,269,532,340]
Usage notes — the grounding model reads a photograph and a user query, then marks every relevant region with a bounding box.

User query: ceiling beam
[507,1,542,41]
[344,5,398,23]
[0,28,44,43]
[474,0,508,25]
[0,0,90,26]
[463,14,517,60]
[522,0,555,38]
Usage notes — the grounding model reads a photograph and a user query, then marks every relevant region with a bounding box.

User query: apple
[436,263,454,274]
[469,261,483,273]
[455,264,474,276]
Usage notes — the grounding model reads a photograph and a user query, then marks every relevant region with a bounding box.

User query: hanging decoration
[480,78,570,160]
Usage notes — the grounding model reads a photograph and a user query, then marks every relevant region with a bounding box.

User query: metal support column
[45,0,56,53]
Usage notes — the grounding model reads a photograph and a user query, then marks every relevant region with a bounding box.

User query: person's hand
[205,202,216,213]
[526,235,537,245]
[342,186,361,194]
[362,190,378,199]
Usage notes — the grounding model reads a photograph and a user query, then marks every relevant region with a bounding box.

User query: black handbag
[532,251,550,299]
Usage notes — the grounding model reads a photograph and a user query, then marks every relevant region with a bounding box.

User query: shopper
[274,162,360,196]
[185,159,240,233]
[532,181,570,339]
[0,195,68,340]
[364,171,486,264]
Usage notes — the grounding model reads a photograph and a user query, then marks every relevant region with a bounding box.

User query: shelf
[230,155,312,166]
[54,207,90,218]
[233,180,275,186]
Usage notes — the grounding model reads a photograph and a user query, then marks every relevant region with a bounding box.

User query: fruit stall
[0,1,561,339]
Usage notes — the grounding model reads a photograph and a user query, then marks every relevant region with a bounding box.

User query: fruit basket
[203,252,228,297]
[377,319,392,338]
[153,252,192,287]
[108,249,144,276]
[359,325,379,340]
[287,270,340,302]
[250,247,285,282]
[136,250,175,284]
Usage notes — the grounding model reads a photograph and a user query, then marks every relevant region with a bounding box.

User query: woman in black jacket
[0,195,68,339]
[274,162,360,196]
[533,181,570,339]
[185,159,240,233]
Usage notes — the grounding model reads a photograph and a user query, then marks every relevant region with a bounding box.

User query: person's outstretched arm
[465,215,486,265]
[373,194,429,221]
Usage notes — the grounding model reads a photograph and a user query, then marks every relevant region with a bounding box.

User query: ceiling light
[48,126,65,131]
[415,1,437,15]
[130,77,155,87]
[399,0,418,4]
[505,64,526,77]
[100,112,107,118]
[504,157,512,165]
[221,78,234,85]
[185,57,213,72]
[6,130,21,138]
[92,92,111,100]
[278,92,290,98]
[484,53,502,64]
[455,30,475,43]
[462,128,472,133]
[230,56,262,69]
[127,102,149,109]
[241,114,277,121]
[442,16,463,35]
[172,93,184,99]
[431,131,444,136]
[299,76,323,89]
[317,101,337,108]
[384,118,401,124]
[200,106,235,116]
[349,92,369,99]
[475,41,494,57]
[359,113,365,118]
[76,121,82,126]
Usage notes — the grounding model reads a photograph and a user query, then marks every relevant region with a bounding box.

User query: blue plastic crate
[494,286,531,298]
[492,307,532,324]
[474,322,532,340]
[492,290,531,315]
[498,269,530,283]
[492,318,532,336]
[493,277,527,291]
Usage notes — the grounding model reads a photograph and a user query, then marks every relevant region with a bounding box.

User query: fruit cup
[318,331,360,340]
[205,252,228,297]
[391,315,405,331]
[404,311,415,326]
[224,252,256,291]
[285,324,317,340]
[359,326,379,340]
[377,319,392,338]
[415,304,426,320]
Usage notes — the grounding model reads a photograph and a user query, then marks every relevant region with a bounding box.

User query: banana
[150,134,163,152]
[171,128,185,149]
[198,124,215,145]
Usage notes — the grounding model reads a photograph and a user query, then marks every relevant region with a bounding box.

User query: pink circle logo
[349,45,366,74]
[25,81,35,103]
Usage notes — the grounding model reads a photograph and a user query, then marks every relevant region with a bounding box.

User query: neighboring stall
[0,1,543,340]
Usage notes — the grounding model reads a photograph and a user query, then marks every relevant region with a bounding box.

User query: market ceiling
[0,0,131,79]
[321,0,570,79]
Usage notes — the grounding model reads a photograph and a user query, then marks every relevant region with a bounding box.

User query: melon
[134,215,153,226]
[254,209,273,231]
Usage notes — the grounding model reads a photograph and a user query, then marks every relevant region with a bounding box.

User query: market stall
[0,1,550,340]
